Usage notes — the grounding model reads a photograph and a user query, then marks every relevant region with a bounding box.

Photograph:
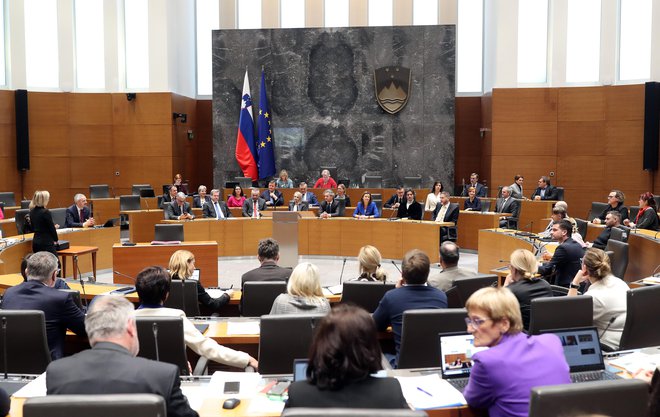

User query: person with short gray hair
[165,191,195,220]
[428,242,476,292]
[319,189,341,218]
[193,185,211,208]
[65,193,94,228]
[2,251,86,359]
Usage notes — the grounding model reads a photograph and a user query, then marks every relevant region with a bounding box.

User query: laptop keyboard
[571,371,618,383]
[448,378,470,391]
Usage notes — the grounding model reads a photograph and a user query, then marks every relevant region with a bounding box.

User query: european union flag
[257,70,276,179]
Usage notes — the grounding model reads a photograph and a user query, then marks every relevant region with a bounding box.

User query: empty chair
[135,316,189,375]
[20,199,30,209]
[119,195,141,211]
[363,175,383,188]
[282,409,428,417]
[528,379,649,417]
[555,187,565,201]
[446,275,497,308]
[89,184,110,199]
[154,224,184,242]
[139,188,155,198]
[619,285,660,350]
[50,208,67,228]
[402,176,422,190]
[241,281,287,317]
[480,200,491,212]
[528,295,593,335]
[234,176,253,190]
[604,239,629,278]
[23,394,166,417]
[131,184,151,196]
[397,308,467,369]
[609,227,627,242]
[258,313,324,375]
[0,310,51,373]
[163,280,200,316]
[14,208,30,234]
[628,206,640,221]
[587,202,609,222]
[574,218,588,240]
[0,192,16,207]
[340,281,395,313]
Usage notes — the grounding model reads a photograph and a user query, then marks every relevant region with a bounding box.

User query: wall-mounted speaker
[15,89,30,171]
[643,81,660,171]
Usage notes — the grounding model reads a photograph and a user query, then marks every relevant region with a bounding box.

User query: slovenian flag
[257,70,276,179]
[235,70,259,180]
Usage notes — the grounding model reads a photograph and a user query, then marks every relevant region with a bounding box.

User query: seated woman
[227,185,246,208]
[334,183,351,207]
[354,245,388,282]
[270,262,330,315]
[353,191,380,219]
[424,181,444,212]
[624,192,659,231]
[285,304,408,409]
[463,287,570,417]
[173,173,188,195]
[568,247,628,350]
[169,250,232,313]
[463,186,482,211]
[275,169,294,188]
[502,249,552,330]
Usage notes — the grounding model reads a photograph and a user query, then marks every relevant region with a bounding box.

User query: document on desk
[324,284,343,295]
[226,320,260,335]
[395,374,466,409]
[608,348,660,374]
[209,371,262,398]
[11,373,47,398]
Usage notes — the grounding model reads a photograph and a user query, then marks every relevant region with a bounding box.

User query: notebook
[438,332,488,392]
[541,327,620,382]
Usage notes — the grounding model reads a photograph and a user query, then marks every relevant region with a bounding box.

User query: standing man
[242,188,267,218]
[428,242,476,292]
[65,193,95,228]
[384,187,405,209]
[318,190,341,218]
[461,173,487,197]
[495,186,521,228]
[192,185,211,208]
[593,190,629,224]
[531,176,559,201]
[202,189,231,219]
[288,192,309,212]
[433,192,460,241]
[588,211,622,250]
[165,192,195,220]
[298,182,319,206]
[313,169,337,189]
[396,189,423,220]
[260,180,284,207]
[538,220,584,287]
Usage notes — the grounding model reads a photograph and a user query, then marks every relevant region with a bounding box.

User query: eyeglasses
[464,317,491,328]
[607,195,616,199]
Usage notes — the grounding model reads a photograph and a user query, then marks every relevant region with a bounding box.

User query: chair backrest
[619,285,660,350]
[363,175,383,188]
[573,218,587,240]
[629,206,640,221]
[0,192,16,207]
[397,308,468,369]
[241,281,287,317]
[450,275,498,307]
[402,176,422,190]
[89,184,110,199]
[119,195,141,211]
[481,200,491,212]
[135,316,189,375]
[154,224,184,242]
[24,393,166,417]
[20,199,30,209]
[163,280,200,316]
[0,310,51,373]
[50,208,67,228]
[319,166,338,180]
[605,239,629,279]
[234,176,253,190]
[282,409,428,417]
[139,188,156,198]
[15,208,30,234]
[258,313,324,375]
[555,187,565,201]
[528,379,649,417]
[528,295,593,335]
[58,289,83,310]
[340,281,395,313]
[131,184,151,196]
[609,226,627,242]
[587,202,608,221]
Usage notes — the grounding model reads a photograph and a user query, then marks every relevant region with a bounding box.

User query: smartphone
[223,381,240,394]
[267,381,290,396]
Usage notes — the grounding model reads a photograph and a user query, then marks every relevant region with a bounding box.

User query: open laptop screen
[439,332,488,379]
[293,359,308,381]
[540,327,605,372]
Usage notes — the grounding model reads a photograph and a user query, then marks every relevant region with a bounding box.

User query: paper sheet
[11,373,47,398]
[226,320,260,335]
[206,288,227,299]
[326,284,343,295]
[395,374,466,410]
[180,383,209,411]
[608,350,660,374]
[247,395,286,414]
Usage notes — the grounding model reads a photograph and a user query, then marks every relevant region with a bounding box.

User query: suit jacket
[596,202,629,223]
[427,266,476,292]
[288,201,309,212]
[495,197,521,220]
[463,333,570,417]
[591,227,612,250]
[538,237,584,287]
[46,342,198,417]
[241,261,292,287]
[301,192,319,206]
[461,183,487,197]
[202,200,231,219]
[318,200,341,217]
[160,193,174,209]
[192,195,211,208]
[531,185,559,200]
[65,205,91,228]
[464,197,482,211]
[260,189,284,207]
[286,377,408,409]
[506,279,553,330]
[384,194,405,208]
[1,280,86,360]
[509,183,524,199]
[396,201,422,220]
[433,203,460,224]
[29,206,59,254]
[242,198,267,217]
[334,195,351,207]
[165,201,194,220]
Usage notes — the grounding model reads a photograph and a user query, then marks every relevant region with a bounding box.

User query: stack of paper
[226,320,260,335]
[395,374,466,409]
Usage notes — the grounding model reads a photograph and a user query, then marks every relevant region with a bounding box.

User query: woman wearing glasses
[462,287,570,417]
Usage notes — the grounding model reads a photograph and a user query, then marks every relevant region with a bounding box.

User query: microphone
[338,258,347,285]
[110,186,116,198]
[391,260,402,273]
[114,270,136,283]
[152,322,160,362]
[112,271,137,294]
[89,201,94,218]
[599,316,617,339]
[388,206,399,221]
[2,317,7,379]
[143,197,150,211]
[74,258,89,312]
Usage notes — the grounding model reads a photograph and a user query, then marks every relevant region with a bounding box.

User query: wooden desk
[586,223,606,242]
[57,246,99,280]
[477,229,536,274]
[457,211,508,250]
[3,206,19,219]
[626,230,660,282]
[0,218,15,238]
[121,210,166,242]
[520,200,555,233]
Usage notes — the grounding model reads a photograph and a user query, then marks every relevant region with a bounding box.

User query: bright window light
[517,0,548,83]
[0,0,5,86]
[368,0,392,27]
[457,0,483,93]
[238,0,262,29]
[281,0,305,28]
[75,0,105,89]
[124,0,149,89]
[566,0,601,83]
[24,0,59,88]
[196,0,219,96]
[325,0,349,27]
[619,0,652,81]
[413,0,438,26]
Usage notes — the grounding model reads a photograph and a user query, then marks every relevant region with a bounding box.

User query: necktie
[437,205,448,222]
[79,209,83,224]
[253,201,258,218]
[215,202,222,219]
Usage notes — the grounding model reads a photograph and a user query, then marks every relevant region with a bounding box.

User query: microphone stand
[2,317,7,379]
[338,258,347,285]
[391,260,402,273]
[75,257,89,312]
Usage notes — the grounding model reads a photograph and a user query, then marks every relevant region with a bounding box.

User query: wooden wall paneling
[488,156,557,194]
[112,157,172,196]
[68,93,113,125]
[111,92,172,125]
[557,121,605,157]
[28,126,69,157]
[454,97,482,187]
[195,100,214,188]
[556,156,605,190]
[558,87,606,122]
[605,120,644,156]
[70,157,115,190]
[112,125,173,157]
[605,84,645,121]
[562,188,605,220]
[603,155,648,191]
[0,90,15,124]
[491,121,557,156]
[492,88,558,122]
[69,125,114,157]
[27,92,69,126]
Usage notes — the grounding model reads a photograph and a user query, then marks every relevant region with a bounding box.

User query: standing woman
[353,192,380,219]
[227,185,246,208]
[30,190,59,256]
[624,192,659,231]
[424,181,444,212]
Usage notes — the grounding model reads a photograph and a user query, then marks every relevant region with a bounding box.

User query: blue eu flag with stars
[257,70,276,179]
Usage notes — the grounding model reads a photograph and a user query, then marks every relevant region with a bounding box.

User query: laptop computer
[438,332,488,392]
[541,327,620,383]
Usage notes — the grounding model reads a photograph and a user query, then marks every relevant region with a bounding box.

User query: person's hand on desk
[633,368,654,384]
[55,223,60,229]
[83,217,95,227]
[356,215,372,220]
[320,212,331,219]
[534,196,541,201]
[248,356,259,370]
[179,213,193,220]
[224,289,235,298]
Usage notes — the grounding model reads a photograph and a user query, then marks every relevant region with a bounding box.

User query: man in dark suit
[318,190,341,218]
[288,191,309,212]
[589,211,621,250]
[396,189,423,220]
[298,182,319,206]
[240,238,292,312]
[384,187,405,208]
[160,185,177,209]
[202,189,231,219]
[242,188,267,218]
[461,173,487,197]
[165,192,195,220]
[1,251,86,360]
[538,219,584,287]
[495,186,521,228]
[433,192,460,241]
[64,193,94,228]
[45,295,198,417]
[260,180,284,207]
[192,185,211,208]
[531,176,559,201]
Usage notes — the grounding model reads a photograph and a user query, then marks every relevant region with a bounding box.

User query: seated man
[318,190,341,218]
[260,180,283,207]
[241,238,292,312]
[495,186,520,228]
[45,295,199,417]
[242,188,267,218]
[538,220,584,287]
[134,266,258,370]
[593,190,629,224]
[384,187,405,209]
[288,191,309,212]
[461,173,487,197]
[589,211,622,250]
[373,249,447,366]
[298,182,319,206]
[202,189,231,219]
[160,185,178,209]
[65,193,95,228]
[313,169,337,189]
[428,242,476,292]
[1,251,86,359]
[192,185,211,208]
[433,192,459,241]
[165,192,195,220]
[531,176,559,201]
[396,189,422,220]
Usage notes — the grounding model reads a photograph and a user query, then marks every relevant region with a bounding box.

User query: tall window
[281,0,305,28]
[566,0,601,83]
[124,0,149,89]
[457,0,483,93]
[517,0,548,84]
[325,0,349,27]
[24,0,59,88]
[238,0,261,29]
[75,0,105,89]
[0,0,5,86]
[618,0,652,81]
[368,0,392,27]
[196,0,219,96]
[413,0,438,26]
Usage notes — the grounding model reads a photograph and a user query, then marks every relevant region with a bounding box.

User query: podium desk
[520,200,555,233]
[477,229,536,274]
[457,211,509,250]
[121,210,165,242]
[626,229,660,282]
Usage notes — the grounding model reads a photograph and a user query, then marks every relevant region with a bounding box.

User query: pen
[416,387,433,397]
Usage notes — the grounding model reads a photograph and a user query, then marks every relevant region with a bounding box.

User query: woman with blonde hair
[503,249,552,330]
[355,245,388,282]
[270,262,330,315]
[275,169,294,188]
[169,250,232,313]
[29,190,60,256]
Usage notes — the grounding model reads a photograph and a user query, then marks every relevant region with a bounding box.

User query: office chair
[131,184,151,196]
[0,310,51,373]
[154,224,184,242]
[119,195,141,211]
[574,218,588,240]
[234,176,253,190]
[555,186,565,201]
[89,184,110,199]
[609,227,627,242]
[363,175,383,188]
[0,192,16,207]
[397,308,468,369]
[139,188,156,198]
[50,208,67,228]
[163,280,200,316]
[605,240,629,278]
[241,281,287,317]
[14,209,29,234]
[619,285,660,350]
[23,394,166,417]
[628,206,640,221]
[528,379,649,417]
[20,199,30,209]
[340,282,395,313]
[258,313,324,375]
[528,295,593,335]
[480,200,491,212]
[135,316,195,375]
[282,409,428,417]
[587,202,608,222]
[402,176,422,190]
[445,275,497,308]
